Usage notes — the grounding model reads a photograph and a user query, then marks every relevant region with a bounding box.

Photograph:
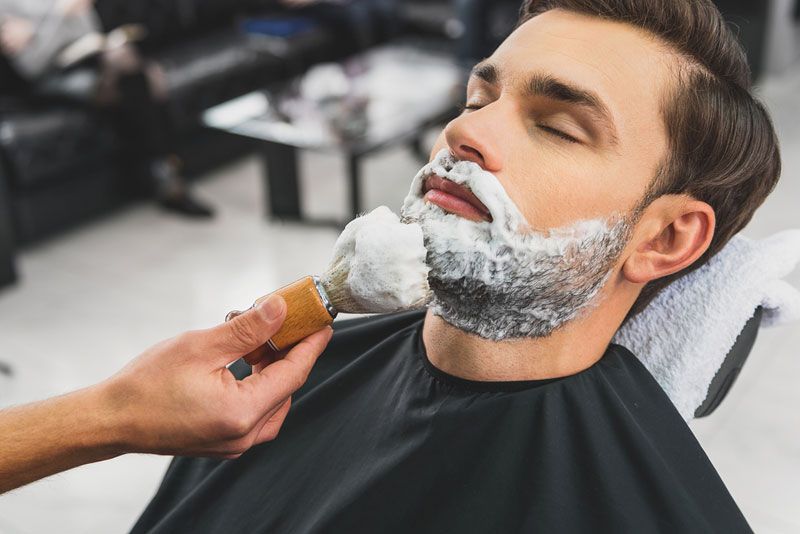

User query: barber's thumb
[217,295,287,357]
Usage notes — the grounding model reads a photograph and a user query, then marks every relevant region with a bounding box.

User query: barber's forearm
[0,298,330,494]
[0,384,123,494]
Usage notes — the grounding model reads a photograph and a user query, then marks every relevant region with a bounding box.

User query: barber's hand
[100,295,333,459]
[0,16,34,56]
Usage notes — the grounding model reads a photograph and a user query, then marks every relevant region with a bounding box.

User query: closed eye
[460,103,581,144]
[538,125,580,144]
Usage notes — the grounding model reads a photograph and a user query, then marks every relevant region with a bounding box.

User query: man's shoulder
[585,343,720,486]
[555,344,752,531]
[595,343,693,429]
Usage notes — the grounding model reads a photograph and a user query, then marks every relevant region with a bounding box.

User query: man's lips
[422,174,492,222]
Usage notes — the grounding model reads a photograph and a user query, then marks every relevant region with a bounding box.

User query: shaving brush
[226,207,431,352]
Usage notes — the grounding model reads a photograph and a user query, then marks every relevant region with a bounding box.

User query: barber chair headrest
[694,306,762,418]
[613,230,800,420]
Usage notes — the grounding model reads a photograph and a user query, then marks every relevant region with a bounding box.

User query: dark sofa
[0,0,378,287]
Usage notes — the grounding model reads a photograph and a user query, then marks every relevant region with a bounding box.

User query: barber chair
[0,172,17,289]
[694,307,763,417]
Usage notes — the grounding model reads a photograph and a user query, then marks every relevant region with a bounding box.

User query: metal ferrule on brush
[313,275,338,319]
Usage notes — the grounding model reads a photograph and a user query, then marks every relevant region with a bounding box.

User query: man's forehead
[488,10,674,132]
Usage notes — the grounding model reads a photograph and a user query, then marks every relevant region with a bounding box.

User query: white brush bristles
[320,206,431,315]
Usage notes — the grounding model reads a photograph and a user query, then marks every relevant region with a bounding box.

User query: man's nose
[443,108,503,173]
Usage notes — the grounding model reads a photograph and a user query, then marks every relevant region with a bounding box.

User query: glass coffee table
[202,43,463,225]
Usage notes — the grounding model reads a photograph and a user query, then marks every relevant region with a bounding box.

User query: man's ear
[623,196,716,285]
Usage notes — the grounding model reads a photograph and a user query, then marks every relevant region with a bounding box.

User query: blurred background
[0,0,798,532]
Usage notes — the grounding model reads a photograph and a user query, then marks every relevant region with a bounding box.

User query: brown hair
[518,0,782,321]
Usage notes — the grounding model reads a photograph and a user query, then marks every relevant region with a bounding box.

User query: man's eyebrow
[469,61,619,147]
[470,61,499,85]
[527,73,619,146]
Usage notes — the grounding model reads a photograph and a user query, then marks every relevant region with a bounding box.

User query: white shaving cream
[401,149,633,340]
[323,206,431,313]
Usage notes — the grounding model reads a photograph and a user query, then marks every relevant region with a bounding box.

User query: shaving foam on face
[323,206,431,313]
[401,149,633,340]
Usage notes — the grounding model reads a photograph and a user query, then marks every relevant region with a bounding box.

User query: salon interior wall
[765,0,800,75]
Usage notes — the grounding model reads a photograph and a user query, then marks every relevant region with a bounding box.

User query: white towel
[612,229,800,420]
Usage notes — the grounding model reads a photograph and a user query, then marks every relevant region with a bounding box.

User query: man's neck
[421,301,623,382]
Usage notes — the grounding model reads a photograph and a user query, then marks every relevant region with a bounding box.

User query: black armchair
[0,0,381,258]
[0,166,16,289]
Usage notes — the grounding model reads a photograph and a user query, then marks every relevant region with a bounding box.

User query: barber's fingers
[252,397,292,445]
[199,295,287,365]
[245,346,288,370]
[242,326,332,412]
[243,343,276,367]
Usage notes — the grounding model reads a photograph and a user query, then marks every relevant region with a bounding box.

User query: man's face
[404,9,681,340]
[429,9,672,230]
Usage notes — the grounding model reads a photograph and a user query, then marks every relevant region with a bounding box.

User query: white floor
[0,65,799,532]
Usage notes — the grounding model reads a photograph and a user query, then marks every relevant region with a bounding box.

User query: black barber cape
[132,311,751,534]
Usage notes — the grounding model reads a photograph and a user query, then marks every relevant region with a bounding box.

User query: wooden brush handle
[226,276,335,352]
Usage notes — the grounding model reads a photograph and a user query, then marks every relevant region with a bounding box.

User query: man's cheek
[510,172,592,230]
